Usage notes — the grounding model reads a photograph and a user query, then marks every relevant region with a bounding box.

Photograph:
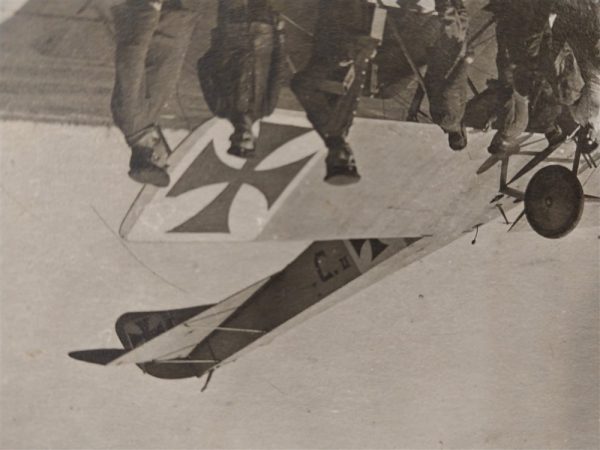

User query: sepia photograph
[0,0,598,448]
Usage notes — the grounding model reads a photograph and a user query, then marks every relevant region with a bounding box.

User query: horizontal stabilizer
[109,277,270,366]
[69,349,128,366]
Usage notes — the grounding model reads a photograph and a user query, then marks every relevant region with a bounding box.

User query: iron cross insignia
[167,122,316,234]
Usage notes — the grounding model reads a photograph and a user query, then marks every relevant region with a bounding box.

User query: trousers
[424,0,469,133]
[110,0,199,146]
[290,0,374,144]
[467,2,562,146]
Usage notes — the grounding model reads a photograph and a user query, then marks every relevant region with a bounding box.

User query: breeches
[291,59,359,141]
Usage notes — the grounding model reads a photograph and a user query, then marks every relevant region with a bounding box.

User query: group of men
[110,0,600,188]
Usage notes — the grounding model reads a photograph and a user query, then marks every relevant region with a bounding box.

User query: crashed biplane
[63,0,600,382]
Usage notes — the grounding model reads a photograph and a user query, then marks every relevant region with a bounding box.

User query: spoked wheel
[524,165,584,239]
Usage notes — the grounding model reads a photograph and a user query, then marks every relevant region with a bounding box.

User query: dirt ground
[0,121,598,449]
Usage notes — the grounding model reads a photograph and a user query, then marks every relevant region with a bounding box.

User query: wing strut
[201,338,219,392]
[508,209,526,232]
[183,324,266,334]
[387,21,428,95]
[201,369,215,392]
[279,13,314,39]
[471,224,481,245]
[153,359,219,364]
[508,126,581,185]
[496,204,511,225]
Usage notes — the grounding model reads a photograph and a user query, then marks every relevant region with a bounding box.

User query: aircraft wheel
[524,165,584,239]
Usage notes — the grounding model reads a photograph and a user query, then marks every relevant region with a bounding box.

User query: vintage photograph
[1,0,598,448]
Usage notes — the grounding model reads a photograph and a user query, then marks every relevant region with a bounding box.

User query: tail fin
[113,304,219,378]
[69,304,216,378]
[70,277,270,379]
[115,304,215,350]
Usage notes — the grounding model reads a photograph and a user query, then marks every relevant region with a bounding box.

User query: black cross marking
[167,122,314,233]
[350,239,390,262]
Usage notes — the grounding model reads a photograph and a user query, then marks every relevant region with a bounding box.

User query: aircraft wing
[69,276,270,367]
[70,236,427,379]
[111,278,270,365]
[118,109,553,243]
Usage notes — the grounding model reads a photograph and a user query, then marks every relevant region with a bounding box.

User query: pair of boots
[128,126,171,187]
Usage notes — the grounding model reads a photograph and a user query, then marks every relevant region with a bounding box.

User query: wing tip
[69,349,128,366]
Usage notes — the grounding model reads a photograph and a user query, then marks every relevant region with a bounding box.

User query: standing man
[424,0,470,151]
[111,0,199,187]
[197,0,285,158]
[291,0,381,185]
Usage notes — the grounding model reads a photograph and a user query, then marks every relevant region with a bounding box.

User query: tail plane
[69,237,423,380]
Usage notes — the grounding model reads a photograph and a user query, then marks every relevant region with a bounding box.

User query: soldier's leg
[488,88,529,154]
[291,63,344,140]
[494,21,514,85]
[529,78,567,145]
[487,18,536,155]
[228,113,255,157]
[426,0,469,149]
[144,1,199,127]
[426,60,468,149]
[110,0,161,143]
[111,0,174,186]
[292,64,360,183]
[571,75,600,143]
[130,1,196,174]
[249,22,275,120]
[227,22,276,158]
